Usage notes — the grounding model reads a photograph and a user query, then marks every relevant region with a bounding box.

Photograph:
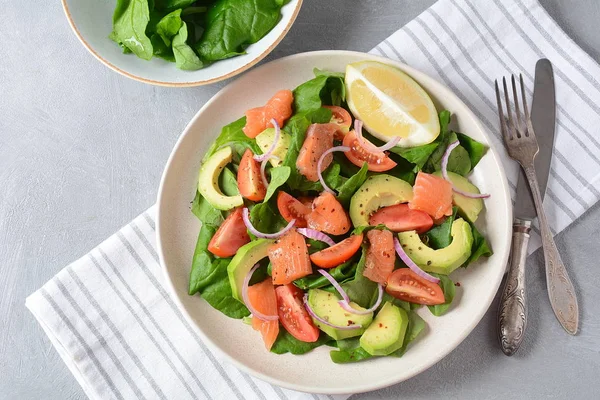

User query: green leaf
[351,224,387,236]
[464,222,493,267]
[389,142,440,170]
[427,273,456,316]
[249,200,287,236]
[270,331,333,355]
[151,33,175,62]
[293,259,357,290]
[204,117,261,161]
[219,168,239,197]
[191,191,224,225]
[188,224,218,295]
[390,310,426,357]
[439,110,451,134]
[456,132,487,169]
[155,0,196,10]
[293,74,346,113]
[341,248,378,308]
[425,207,458,249]
[195,0,284,62]
[155,9,183,46]
[313,68,345,79]
[264,166,291,202]
[336,163,369,207]
[172,22,204,70]
[110,0,154,60]
[330,345,373,364]
[378,292,411,312]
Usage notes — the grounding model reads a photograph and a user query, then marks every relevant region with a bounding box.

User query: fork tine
[511,75,522,137]
[502,77,517,140]
[495,80,510,142]
[519,74,531,136]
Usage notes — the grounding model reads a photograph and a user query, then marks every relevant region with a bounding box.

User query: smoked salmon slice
[248,278,279,351]
[243,90,294,138]
[408,172,453,220]
[296,123,339,182]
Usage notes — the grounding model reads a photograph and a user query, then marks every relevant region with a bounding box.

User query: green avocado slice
[360,302,408,356]
[227,239,274,301]
[197,146,243,211]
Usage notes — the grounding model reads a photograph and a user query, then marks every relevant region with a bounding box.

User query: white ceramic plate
[61,0,302,87]
[157,50,512,394]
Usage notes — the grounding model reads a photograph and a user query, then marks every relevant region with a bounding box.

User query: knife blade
[514,59,556,220]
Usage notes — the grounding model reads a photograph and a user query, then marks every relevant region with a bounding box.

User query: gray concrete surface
[1,0,599,399]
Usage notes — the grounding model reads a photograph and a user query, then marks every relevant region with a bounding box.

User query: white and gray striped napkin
[27,0,600,399]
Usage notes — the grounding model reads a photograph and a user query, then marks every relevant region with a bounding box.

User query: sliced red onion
[260,155,280,188]
[241,263,278,321]
[354,119,401,152]
[441,140,491,199]
[242,207,295,239]
[297,228,335,246]
[393,237,440,283]
[318,269,382,315]
[317,269,350,303]
[303,294,362,330]
[254,119,280,162]
[317,146,350,194]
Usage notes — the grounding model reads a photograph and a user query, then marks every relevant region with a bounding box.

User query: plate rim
[60,0,304,87]
[156,50,512,394]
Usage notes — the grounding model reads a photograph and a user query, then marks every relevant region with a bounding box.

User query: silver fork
[495,74,579,335]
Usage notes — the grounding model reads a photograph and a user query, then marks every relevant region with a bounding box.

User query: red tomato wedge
[243,90,294,138]
[247,279,280,350]
[296,123,337,182]
[275,284,320,342]
[268,229,313,285]
[386,269,445,305]
[369,204,434,234]
[324,105,352,137]
[342,129,397,172]
[363,229,395,284]
[307,192,352,235]
[409,172,453,220]
[208,208,250,257]
[310,234,363,268]
[237,149,267,202]
[277,191,311,228]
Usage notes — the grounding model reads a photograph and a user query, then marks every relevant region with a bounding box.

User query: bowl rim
[60,0,304,87]
[156,50,513,394]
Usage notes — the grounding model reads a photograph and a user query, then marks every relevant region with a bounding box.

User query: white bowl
[61,0,302,87]
[157,50,512,394]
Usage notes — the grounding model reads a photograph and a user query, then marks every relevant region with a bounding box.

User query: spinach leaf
[155,0,196,10]
[151,33,175,62]
[378,292,411,312]
[270,331,333,355]
[424,130,471,176]
[293,75,346,113]
[427,273,455,316]
[249,200,287,235]
[204,117,261,161]
[439,110,451,134]
[336,162,369,207]
[389,143,440,170]
[313,68,345,79]
[191,191,224,225]
[351,224,387,236]
[464,223,493,267]
[390,310,426,357]
[425,207,458,249]
[110,0,154,60]
[290,162,343,193]
[195,0,283,61]
[293,260,357,290]
[219,167,239,197]
[172,22,204,70]
[155,9,183,46]
[188,224,218,295]
[264,166,291,202]
[305,238,328,255]
[341,249,378,308]
[456,132,487,169]
[330,343,373,364]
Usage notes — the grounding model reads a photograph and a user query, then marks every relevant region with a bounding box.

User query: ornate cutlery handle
[498,219,530,355]
[523,165,579,335]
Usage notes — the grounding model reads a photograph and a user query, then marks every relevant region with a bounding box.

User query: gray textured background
[1,0,599,399]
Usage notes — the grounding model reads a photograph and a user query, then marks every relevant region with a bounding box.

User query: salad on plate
[188,61,493,363]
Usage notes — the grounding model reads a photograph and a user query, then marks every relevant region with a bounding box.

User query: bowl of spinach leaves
[61,0,302,86]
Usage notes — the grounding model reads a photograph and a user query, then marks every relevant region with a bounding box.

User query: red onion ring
[318,269,382,315]
[254,119,280,162]
[303,294,362,330]
[441,140,490,199]
[241,263,279,321]
[317,146,350,195]
[354,119,401,152]
[393,237,440,283]
[242,207,295,239]
[260,155,280,188]
[296,228,336,246]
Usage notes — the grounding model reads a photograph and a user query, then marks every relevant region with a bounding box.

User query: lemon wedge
[345,61,440,147]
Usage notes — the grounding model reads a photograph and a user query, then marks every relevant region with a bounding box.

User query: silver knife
[497,59,556,355]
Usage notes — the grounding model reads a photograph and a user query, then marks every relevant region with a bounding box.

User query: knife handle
[497,219,530,356]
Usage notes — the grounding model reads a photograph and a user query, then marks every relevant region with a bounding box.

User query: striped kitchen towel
[26,0,600,399]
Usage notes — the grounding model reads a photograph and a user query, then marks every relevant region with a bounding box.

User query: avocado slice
[255,127,291,167]
[227,239,274,301]
[349,175,414,227]
[398,219,473,275]
[433,171,483,223]
[198,147,244,211]
[360,302,409,356]
[307,289,373,340]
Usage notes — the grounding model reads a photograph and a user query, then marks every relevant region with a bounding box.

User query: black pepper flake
[427,260,432,265]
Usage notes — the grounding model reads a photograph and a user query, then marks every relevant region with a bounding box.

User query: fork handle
[498,218,530,355]
[523,165,579,334]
